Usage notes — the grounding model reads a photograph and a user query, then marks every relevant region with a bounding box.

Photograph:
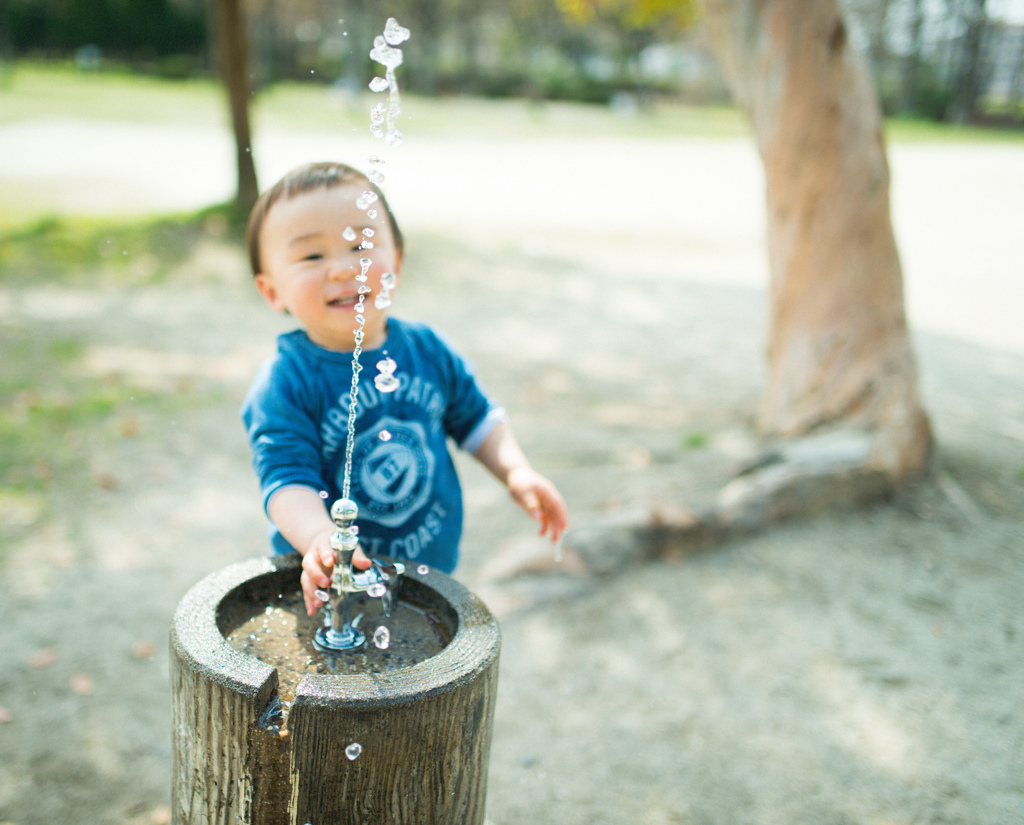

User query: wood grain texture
[171,555,500,825]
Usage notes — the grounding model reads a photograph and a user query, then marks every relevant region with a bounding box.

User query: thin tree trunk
[949,0,989,123]
[213,0,259,209]
[701,0,931,481]
[898,0,924,114]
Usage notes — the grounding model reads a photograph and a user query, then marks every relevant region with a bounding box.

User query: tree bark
[212,0,259,210]
[700,0,931,482]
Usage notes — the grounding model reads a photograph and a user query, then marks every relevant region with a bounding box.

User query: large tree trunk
[212,0,259,210]
[700,0,931,482]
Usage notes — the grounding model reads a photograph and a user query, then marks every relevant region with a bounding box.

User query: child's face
[254,183,402,352]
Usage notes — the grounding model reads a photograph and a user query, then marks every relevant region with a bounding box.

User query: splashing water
[374,357,400,392]
[373,625,391,650]
[417,564,429,575]
[322,18,413,621]
[384,18,411,45]
[356,191,379,211]
[357,258,371,283]
[369,18,408,148]
[345,742,363,760]
[375,270,397,310]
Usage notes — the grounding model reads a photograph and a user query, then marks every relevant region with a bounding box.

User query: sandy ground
[0,118,1023,824]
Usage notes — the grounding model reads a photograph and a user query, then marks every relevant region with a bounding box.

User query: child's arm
[472,420,568,543]
[267,487,370,616]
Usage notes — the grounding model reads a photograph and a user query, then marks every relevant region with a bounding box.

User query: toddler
[242,162,568,615]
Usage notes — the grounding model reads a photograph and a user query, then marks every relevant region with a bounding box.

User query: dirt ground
[1,126,1023,825]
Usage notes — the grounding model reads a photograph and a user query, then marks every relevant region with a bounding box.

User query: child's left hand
[506,466,569,543]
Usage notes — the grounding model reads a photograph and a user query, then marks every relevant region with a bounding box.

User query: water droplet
[368,209,378,219]
[370,36,404,69]
[367,582,387,598]
[369,154,383,165]
[374,373,399,392]
[356,273,368,283]
[319,490,329,499]
[373,625,391,649]
[361,191,378,205]
[374,291,392,310]
[315,589,330,602]
[370,125,383,139]
[362,228,375,237]
[368,170,385,185]
[359,285,372,294]
[356,314,365,324]
[360,240,374,249]
[377,356,396,374]
[370,103,386,124]
[417,564,429,575]
[378,430,392,442]
[385,129,403,148]
[345,742,363,760]
[369,76,389,93]
[384,17,411,46]
[343,226,357,241]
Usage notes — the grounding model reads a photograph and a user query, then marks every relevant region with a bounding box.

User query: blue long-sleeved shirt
[241,318,506,572]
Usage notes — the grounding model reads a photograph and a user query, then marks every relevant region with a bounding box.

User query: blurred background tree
[1,0,1020,120]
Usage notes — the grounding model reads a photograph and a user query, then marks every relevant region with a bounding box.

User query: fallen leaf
[70,672,95,695]
[29,648,57,668]
[132,640,157,659]
[94,472,118,490]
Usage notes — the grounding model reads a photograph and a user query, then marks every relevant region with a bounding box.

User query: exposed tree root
[477,430,944,608]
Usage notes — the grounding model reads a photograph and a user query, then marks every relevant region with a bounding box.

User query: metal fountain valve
[314,498,405,652]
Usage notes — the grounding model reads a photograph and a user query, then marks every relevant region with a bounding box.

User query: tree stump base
[170,555,500,825]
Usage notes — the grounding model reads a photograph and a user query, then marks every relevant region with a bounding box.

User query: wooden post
[171,555,500,825]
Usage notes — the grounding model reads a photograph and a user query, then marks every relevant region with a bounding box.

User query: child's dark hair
[246,162,404,275]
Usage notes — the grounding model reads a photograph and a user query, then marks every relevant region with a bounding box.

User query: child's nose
[326,257,353,280]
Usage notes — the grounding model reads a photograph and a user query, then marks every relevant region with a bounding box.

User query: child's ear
[254,274,285,311]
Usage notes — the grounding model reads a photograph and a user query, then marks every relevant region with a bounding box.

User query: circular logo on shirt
[342,416,434,528]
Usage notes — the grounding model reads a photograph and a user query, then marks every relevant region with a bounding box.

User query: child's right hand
[300,530,372,616]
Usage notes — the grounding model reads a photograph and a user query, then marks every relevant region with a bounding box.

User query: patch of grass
[0,62,225,127]
[0,201,246,284]
[681,431,710,450]
[0,325,210,541]
[884,115,1024,145]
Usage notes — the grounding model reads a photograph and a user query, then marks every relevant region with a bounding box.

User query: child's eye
[302,253,323,261]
